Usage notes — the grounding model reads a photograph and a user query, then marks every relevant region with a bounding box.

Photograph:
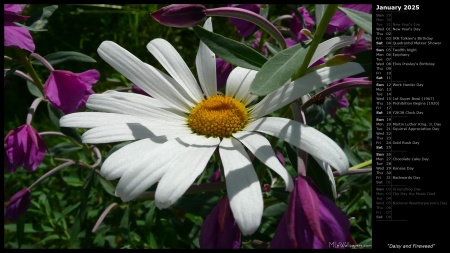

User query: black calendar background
[372,1,449,250]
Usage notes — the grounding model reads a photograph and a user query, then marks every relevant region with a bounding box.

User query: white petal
[225,67,258,105]
[97,41,192,113]
[309,36,355,67]
[115,134,206,202]
[101,137,166,180]
[233,131,293,191]
[219,138,263,235]
[60,112,181,129]
[85,91,187,123]
[81,123,192,144]
[244,117,349,173]
[315,157,338,199]
[155,136,220,209]
[196,18,217,98]
[147,39,204,102]
[250,62,364,118]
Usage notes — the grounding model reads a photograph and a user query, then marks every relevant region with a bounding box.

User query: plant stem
[291,4,339,80]
[15,48,45,96]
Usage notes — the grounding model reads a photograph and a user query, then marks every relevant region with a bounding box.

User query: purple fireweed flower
[326,4,372,34]
[4,124,47,173]
[4,188,32,221]
[270,176,351,249]
[290,6,315,42]
[151,4,207,28]
[200,196,241,249]
[44,69,100,114]
[328,77,368,118]
[228,4,261,37]
[4,4,35,52]
[216,58,233,91]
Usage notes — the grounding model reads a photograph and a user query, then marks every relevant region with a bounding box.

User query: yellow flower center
[188,95,248,138]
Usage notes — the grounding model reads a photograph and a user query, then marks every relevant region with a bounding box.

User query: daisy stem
[14,48,45,96]
[291,4,339,80]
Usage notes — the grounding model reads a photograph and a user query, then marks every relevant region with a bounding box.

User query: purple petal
[270,176,351,249]
[4,4,29,22]
[131,84,151,96]
[270,213,294,248]
[199,197,241,249]
[228,4,261,37]
[44,69,99,114]
[327,4,372,34]
[4,188,32,221]
[216,58,233,91]
[297,176,326,245]
[4,22,35,52]
[275,150,285,167]
[151,4,207,28]
[4,124,47,172]
[290,6,315,42]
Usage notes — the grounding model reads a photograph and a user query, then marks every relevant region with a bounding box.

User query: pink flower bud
[151,4,207,28]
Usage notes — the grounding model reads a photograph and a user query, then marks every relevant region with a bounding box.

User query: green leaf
[56,202,81,223]
[48,142,81,156]
[120,206,131,238]
[25,5,58,30]
[315,4,327,24]
[33,51,96,66]
[62,176,84,187]
[193,26,267,70]
[99,177,116,196]
[26,81,44,98]
[249,42,310,96]
[362,191,372,208]
[262,202,287,217]
[338,7,372,35]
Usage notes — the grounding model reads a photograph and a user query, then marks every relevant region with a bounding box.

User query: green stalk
[291,4,339,80]
[15,48,45,96]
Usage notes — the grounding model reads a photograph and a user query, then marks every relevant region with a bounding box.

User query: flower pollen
[188,95,248,138]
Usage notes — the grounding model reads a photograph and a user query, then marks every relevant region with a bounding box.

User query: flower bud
[5,188,32,221]
[151,4,207,28]
[4,124,47,173]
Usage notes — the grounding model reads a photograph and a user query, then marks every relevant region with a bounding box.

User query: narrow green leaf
[315,4,327,25]
[56,202,81,223]
[36,234,62,245]
[62,176,84,187]
[98,177,116,196]
[338,7,372,35]
[48,142,81,156]
[262,202,287,217]
[120,206,131,238]
[33,51,96,66]
[25,5,58,30]
[27,80,44,98]
[249,42,310,96]
[193,26,267,70]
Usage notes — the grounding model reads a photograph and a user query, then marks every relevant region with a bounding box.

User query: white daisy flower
[60,18,364,235]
